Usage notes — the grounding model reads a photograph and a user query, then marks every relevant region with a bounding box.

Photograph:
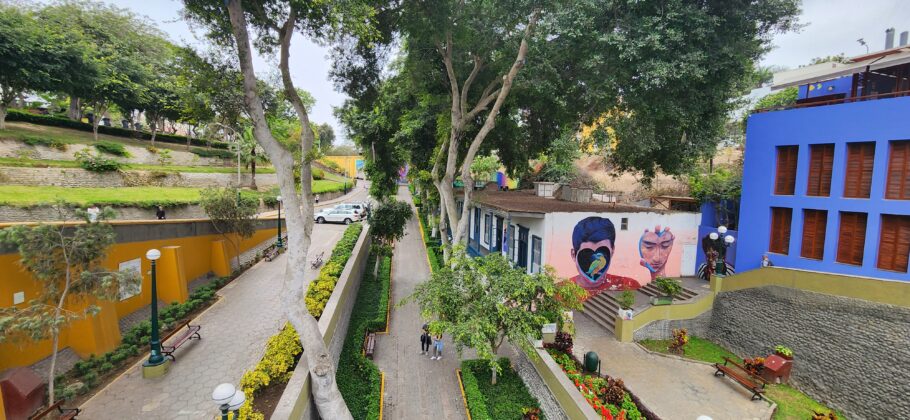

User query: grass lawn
[0,122,215,153]
[0,181,351,207]
[461,358,542,420]
[0,157,276,174]
[638,336,845,419]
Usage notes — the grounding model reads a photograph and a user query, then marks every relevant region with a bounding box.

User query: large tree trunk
[67,96,81,121]
[0,102,7,131]
[250,148,258,190]
[150,118,158,147]
[225,2,351,417]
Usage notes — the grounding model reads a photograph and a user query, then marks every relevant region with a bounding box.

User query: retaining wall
[0,139,223,166]
[0,167,278,189]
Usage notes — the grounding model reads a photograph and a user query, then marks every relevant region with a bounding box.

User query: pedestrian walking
[419,329,430,355]
[87,204,100,223]
[432,334,444,360]
[315,194,320,204]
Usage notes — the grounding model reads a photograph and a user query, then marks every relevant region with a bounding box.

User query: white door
[681,244,697,276]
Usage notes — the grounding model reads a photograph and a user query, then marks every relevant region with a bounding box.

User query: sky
[104,0,910,141]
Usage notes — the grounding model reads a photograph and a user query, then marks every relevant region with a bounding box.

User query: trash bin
[584,351,600,374]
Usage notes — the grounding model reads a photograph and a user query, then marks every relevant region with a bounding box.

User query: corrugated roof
[471,190,684,214]
[771,47,910,90]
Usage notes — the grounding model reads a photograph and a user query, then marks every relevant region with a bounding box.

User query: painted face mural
[570,217,641,294]
[639,225,675,280]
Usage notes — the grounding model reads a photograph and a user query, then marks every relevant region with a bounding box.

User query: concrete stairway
[638,282,699,301]
[582,292,621,333]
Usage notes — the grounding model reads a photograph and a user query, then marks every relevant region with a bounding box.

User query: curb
[378,371,386,420]
[455,369,473,420]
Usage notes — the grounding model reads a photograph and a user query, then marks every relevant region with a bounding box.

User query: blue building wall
[739,96,910,281]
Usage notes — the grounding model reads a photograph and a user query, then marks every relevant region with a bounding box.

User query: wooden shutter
[836,212,868,265]
[769,207,792,254]
[843,142,876,198]
[775,146,799,195]
[885,141,910,199]
[800,210,828,260]
[807,144,835,196]
[877,215,910,272]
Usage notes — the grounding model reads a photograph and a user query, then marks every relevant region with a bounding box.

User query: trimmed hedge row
[305,222,364,318]
[416,204,442,272]
[238,324,302,420]
[461,358,543,420]
[5,109,230,150]
[337,251,391,420]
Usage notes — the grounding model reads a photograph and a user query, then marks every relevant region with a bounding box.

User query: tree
[470,155,500,184]
[199,187,259,269]
[368,200,412,273]
[752,86,798,111]
[183,0,377,416]
[688,167,742,229]
[405,246,585,384]
[0,206,139,404]
[315,122,336,153]
[539,132,580,184]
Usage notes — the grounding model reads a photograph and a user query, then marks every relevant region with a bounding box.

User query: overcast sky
[106,0,910,142]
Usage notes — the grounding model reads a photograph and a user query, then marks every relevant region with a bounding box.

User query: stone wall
[0,139,224,166]
[0,167,277,189]
[632,310,713,342]
[706,286,910,420]
[0,204,208,222]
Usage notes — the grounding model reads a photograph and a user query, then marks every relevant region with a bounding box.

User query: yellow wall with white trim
[321,155,363,178]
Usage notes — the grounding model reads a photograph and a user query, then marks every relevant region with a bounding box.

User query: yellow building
[321,155,364,178]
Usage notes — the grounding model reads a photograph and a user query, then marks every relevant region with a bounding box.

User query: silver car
[314,208,361,225]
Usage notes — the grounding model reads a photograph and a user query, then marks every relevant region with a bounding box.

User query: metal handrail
[753,89,910,114]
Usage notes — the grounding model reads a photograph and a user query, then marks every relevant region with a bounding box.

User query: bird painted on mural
[586,252,607,278]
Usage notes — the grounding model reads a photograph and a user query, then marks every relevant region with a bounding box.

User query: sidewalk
[372,186,468,420]
[573,313,775,420]
[78,224,347,419]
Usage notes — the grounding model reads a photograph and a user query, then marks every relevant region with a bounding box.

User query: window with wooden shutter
[836,212,867,266]
[806,144,835,196]
[800,209,828,260]
[775,146,799,195]
[843,142,875,198]
[885,140,910,199]
[877,214,910,272]
[769,207,792,254]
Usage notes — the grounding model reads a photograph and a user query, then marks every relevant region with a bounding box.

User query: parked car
[314,208,361,224]
[335,203,367,216]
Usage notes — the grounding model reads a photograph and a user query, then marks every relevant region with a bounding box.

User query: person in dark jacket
[156,206,166,220]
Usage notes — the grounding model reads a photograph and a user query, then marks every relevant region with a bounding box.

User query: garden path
[574,313,776,420]
[77,224,346,420]
[373,185,469,420]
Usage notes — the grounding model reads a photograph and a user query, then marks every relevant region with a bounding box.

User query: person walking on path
[420,328,431,355]
[432,334,444,360]
[315,194,320,204]
[155,205,166,220]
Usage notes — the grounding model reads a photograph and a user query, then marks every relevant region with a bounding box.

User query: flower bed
[547,349,649,420]
[460,357,543,420]
[337,251,391,420]
[305,223,364,318]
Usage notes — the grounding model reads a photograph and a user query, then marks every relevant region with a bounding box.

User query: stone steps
[582,292,621,333]
[638,282,699,301]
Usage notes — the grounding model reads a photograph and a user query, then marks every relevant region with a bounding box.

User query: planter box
[651,296,673,306]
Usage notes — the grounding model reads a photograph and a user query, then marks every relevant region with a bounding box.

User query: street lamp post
[213,383,246,420]
[709,226,736,276]
[276,195,284,248]
[142,249,168,378]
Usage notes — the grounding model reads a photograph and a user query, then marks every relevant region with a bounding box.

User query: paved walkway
[79,224,347,419]
[373,186,469,420]
[574,313,775,420]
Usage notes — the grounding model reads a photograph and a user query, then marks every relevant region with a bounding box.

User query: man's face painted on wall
[639,225,675,276]
[572,239,614,285]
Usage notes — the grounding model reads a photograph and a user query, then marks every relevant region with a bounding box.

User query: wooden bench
[714,357,767,401]
[265,246,280,261]
[29,400,80,420]
[161,320,201,361]
[364,332,376,359]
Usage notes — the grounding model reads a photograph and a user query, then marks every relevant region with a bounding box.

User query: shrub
[775,344,793,357]
[654,276,682,298]
[669,328,688,354]
[312,167,325,180]
[75,149,122,172]
[190,147,234,159]
[618,289,635,310]
[305,222,362,318]
[460,363,493,420]
[94,141,130,156]
[157,149,173,166]
[461,358,541,420]
[21,135,67,150]
[318,158,345,174]
[544,331,574,355]
[237,324,302,420]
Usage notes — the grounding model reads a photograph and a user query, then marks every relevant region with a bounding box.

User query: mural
[696,232,736,280]
[546,212,699,296]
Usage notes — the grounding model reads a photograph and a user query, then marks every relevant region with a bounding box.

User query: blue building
[739,47,910,281]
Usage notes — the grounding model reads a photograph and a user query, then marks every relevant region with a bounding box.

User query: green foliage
[688,168,742,204]
[4,109,230,149]
[200,187,259,267]
[404,246,586,384]
[94,141,130,157]
[548,348,644,419]
[653,276,682,298]
[337,251,390,420]
[21,135,67,151]
[753,86,798,111]
[237,324,302,420]
[540,132,581,184]
[156,149,173,166]
[74,149,123,172]
[318,158,345,175]
[618,290,635,310]
[190,147,235,159]
[370,200,412,248]
[470,155,501,183]
[312,167,325,180]
[775,345,793,357]
[461,358,541,420]
[305,223,364,318]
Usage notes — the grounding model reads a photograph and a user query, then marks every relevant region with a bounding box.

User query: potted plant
[617,289,635,319]
[774,345,794,360]
[652,277,682,305]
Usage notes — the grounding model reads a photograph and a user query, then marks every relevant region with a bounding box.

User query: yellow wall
[0,226,278,372]
[322,155,363,178]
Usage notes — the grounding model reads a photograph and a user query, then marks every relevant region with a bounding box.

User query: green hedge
[416,205,442,272]
[305,223,363,318]
[189,147,235,159]
[5,109,230,149]
[94,141,130,157]
[461,358,542,420]
[21,135,67,150]
[337,251,391,420]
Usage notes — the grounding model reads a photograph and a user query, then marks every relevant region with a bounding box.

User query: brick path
[574,313,775,420]
[78,224,347,419]
[373,186,469,420]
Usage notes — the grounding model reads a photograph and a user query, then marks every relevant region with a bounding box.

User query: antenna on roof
[857,38,869,53]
